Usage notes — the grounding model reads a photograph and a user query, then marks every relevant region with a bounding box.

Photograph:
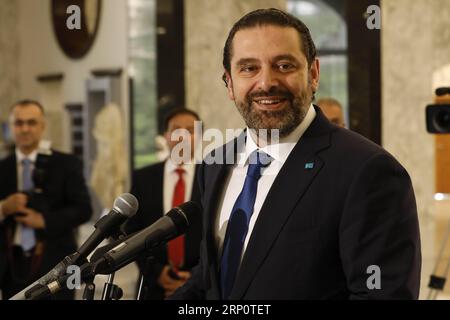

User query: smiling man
[224,22,318,139]
[169,8,421,300]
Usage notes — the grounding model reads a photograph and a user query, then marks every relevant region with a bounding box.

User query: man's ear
[224,71,235,100]
[309,58,320,93]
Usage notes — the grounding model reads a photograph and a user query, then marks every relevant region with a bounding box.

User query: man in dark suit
[0,100,92,299]
[123,108,203,299]
[169,8,421,300]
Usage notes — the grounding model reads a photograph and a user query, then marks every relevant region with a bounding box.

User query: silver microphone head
[113,193,139,217]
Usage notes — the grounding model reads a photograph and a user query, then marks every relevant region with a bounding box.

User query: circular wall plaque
[51,0,102,59]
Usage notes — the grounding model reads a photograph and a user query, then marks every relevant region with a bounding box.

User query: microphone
[9,193,139,300]
[75,193,139,264]
[94,201,200,275]
[89,234,133,263]
[27,201,200,300]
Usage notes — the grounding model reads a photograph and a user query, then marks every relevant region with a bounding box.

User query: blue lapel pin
[305,162,314,169]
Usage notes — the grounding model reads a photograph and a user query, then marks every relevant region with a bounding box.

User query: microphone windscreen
[113,193,139,217]
[167,201,201,234]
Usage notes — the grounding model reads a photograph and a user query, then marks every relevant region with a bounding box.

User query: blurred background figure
[123,108,203,299]
[316,97,346,127]
[0,100,92,300]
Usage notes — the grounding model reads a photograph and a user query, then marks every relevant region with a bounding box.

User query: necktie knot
[175,168,185,177]
[22,158,32,167]
[246,151,272,179]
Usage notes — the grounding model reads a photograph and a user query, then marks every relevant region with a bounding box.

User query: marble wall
[185,0,287,137]
[16,0,129,154]
[382,0,450,218]
[0,0,20,122]
[382,0,450,299]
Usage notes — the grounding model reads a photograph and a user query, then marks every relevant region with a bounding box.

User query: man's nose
[257,67,279,93]
[20,123,32,132]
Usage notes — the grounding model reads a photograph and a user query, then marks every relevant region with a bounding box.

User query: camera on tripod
[426,87,450,134]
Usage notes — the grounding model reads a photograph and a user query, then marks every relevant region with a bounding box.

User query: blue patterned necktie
[21,158,36,251]
[220,150,272,299]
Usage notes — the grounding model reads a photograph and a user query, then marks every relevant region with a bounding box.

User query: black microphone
[92,201,200,275]
[9,193,138,300]
[89,234,133,263]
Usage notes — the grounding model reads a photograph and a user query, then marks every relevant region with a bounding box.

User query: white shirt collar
[238,104,316,166]
[16,148,38,164]
[165,157,195,176]
[15,140,52,164]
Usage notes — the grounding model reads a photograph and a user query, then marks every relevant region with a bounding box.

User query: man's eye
[14,120,38,127]
[278,63,294,71]
[240,65,257,72]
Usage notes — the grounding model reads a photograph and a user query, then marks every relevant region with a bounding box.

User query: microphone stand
[101,272,123,300]
[136,273,146,300]
[82,276,96,300]
[136,253,157,300]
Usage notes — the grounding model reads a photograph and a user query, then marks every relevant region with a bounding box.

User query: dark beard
[235,86,311,138]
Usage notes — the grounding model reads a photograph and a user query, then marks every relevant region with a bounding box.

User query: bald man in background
[317,98,346,127]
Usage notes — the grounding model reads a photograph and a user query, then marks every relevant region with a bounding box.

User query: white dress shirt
[214,105,316,263]
[163,158,196,213]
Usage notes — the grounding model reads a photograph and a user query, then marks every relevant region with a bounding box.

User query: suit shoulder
[50,150,82,165]
[132,161,165,178]
[331,128,406,171]
[0,153,14,168]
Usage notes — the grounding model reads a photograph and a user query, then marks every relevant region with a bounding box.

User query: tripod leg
[428,218,450,299]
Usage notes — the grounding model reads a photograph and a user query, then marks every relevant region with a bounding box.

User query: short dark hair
[222,8,317,86]
[10,99,45,115]
[163,108,201,132]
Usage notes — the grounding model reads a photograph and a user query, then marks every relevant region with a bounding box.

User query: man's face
[9,104,46,154]
[319,104,345,127]
[225,25,319,138]
[165,113,198,159]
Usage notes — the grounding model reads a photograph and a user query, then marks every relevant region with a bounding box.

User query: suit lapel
[1,154,18,236]
[229,108,334,299]
[4,154,18,192]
